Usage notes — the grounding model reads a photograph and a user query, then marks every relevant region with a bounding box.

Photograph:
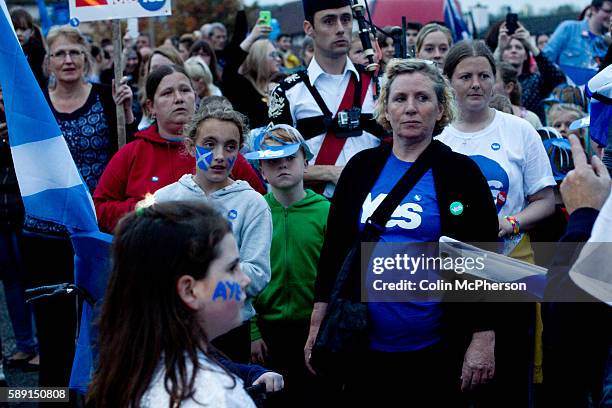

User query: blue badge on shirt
[491,143,501,151]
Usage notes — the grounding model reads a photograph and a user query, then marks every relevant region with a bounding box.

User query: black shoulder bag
[310,142,439,379]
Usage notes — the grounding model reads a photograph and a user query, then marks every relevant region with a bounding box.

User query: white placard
[69,0,171,24]
[127,17,139,38]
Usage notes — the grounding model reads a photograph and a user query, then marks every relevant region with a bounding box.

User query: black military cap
[303,0,352,23]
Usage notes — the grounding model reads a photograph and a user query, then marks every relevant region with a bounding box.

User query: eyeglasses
[50,50,85,60]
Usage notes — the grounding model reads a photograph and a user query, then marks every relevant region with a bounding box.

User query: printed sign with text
[69,0,171,24]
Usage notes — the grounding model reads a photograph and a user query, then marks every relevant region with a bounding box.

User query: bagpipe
[349,0,413,100]
[350,0,412,63]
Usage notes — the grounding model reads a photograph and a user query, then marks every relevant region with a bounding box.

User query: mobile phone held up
[259,10,271,27]
[506,13,519,36]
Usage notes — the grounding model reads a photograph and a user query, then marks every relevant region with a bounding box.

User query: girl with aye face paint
[154,104,272,363]
[88,201,282,407]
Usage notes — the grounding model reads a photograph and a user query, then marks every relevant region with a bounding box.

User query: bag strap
[361,141,439,241]
[298,70,333,118]
[326,142,441,303]
[314,72,371,167]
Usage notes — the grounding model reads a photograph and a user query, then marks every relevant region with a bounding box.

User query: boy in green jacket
[246,124,329,407]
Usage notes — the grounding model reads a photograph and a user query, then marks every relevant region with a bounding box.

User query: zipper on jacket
[167,142,174,181]
[283,207,289,318]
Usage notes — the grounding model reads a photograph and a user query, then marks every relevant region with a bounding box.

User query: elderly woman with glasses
[305,59,499,406]
[44,26,137,192]
[221,19,282,128]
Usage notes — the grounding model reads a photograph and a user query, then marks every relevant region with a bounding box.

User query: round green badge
[450,201,464,216]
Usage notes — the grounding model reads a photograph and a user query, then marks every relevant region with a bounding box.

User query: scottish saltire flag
[569,64,612,147]
[443,0,471,43]
[0,2,113,393]
[36,0,52,36]
[0,7,97,231]
[585,65,612,147]
[70,230,113,393]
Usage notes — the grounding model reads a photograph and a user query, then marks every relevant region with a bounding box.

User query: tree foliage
[169,0,238,34]
[137,0,260,44]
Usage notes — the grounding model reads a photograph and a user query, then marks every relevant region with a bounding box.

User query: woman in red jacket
[94,65,264,233]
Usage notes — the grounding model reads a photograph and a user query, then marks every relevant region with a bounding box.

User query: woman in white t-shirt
[437,40,555,408]
[87,201,282,407]
[438,40,555,261]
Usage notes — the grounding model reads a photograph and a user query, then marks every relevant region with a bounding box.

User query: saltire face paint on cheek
[195,146,214,171]
[227,156,237,171]
[212,281,242,301]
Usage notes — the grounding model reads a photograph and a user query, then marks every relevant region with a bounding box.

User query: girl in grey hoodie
[154,103,272,362]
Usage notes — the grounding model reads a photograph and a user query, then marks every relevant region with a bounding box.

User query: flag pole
[112,19,126,148]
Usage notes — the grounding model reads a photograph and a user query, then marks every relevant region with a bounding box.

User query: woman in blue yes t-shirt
[305,59,499,406]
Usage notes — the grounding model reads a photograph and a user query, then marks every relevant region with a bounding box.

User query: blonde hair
[45,26,93,82]
[184,105,249,150]
[184,56,214,97]
[262,124,307,146]
[145,45,184,77]
[547,103,586,124]
[241,39,276,96]
[374,59,456,136]
[489,94,513,114]
[416,23,453,54]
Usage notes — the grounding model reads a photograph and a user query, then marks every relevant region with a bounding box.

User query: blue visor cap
[245,123,315,161]
[570,116,590,131]
[244,143,308,160]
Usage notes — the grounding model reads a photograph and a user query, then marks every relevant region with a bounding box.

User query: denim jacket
[543,19,609,70]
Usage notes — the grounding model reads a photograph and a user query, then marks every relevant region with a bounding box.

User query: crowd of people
[1,0,612,406]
